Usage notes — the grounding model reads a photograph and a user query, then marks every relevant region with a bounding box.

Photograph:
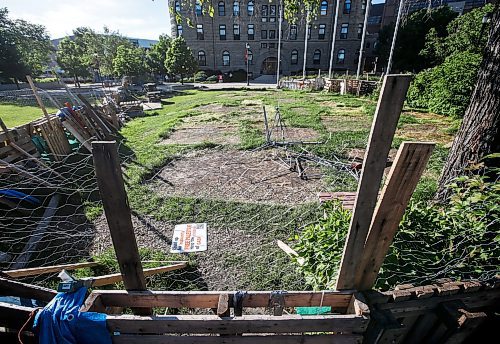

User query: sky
[3,0,385,40]
[3,0,172,40]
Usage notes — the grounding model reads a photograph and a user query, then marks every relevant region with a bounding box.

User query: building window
[313,49,321,64]
[357,23,363,39]
[320,0,328,15]
[248,24,254,40]
[261,43,267,48]
[270,17,276,22]
[340,23,348,39]
[198,51,206,66]
[262,5,268,16]
[222,51,230,66]
[219,24,226,40]
[218,1,225,16]
[233,24,240,40]
[269,42,275,48]
[362,0,367,13]
[246,49,253,64]
[291,49,298,65]
[290,25,297,40]
[197,24,204,40]
[344,0,351,14]
[174,1,181,13]
[307,24,311,40]
[337,49,345,63]
[270,5,276,15]
[177,25,183,36]
[269,30,276,39]
[318,24,326,39]
[196,0,203,15]
[261,30,267,39]
[233,1,240,16]
[247,1,254,15]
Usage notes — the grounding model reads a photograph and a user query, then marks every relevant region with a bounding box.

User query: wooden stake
[91,141,149,315]
[335,74,411,290]
[26,75,53,129]
[3,261,99,278]
[354,142,434,290]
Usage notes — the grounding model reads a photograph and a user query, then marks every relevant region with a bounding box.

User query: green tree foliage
[146,34,171,76]
[0,8,52,83]
[293,169,499,290]
[407,51,481,117]
[376,6,457,72]
[407,5,492,117]
[56,37,89,87]
[113,45,146,77]
[164,36,197,84]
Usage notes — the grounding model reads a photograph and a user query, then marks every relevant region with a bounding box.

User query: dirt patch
[396,123,453,146]
[162,125,241,145]
[348,148,398,161]
[195,104,237,114]
[152,148,326,204]
[268,127,320,142]
[321,115,371,132]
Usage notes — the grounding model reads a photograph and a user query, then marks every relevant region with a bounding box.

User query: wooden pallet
[32,117,71,160]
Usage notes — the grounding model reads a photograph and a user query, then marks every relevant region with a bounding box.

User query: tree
[57,37,89,87]
[164,36,197,84]
[376,6,457,72]
[113,45,146,77]
[146,34,171,77]
[436,6,500,201]
[0,8,52,85]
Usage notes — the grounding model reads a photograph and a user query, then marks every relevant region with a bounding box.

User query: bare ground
[162,125,241,145]
[151,148,326,204]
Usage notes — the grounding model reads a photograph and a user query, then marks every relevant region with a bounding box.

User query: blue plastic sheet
[33,287,111,344]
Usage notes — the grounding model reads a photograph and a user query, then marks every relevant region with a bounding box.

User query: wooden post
[91,141,150,315]
[26,76,51,123]
[355,142,435,291]
[336,75,412,290]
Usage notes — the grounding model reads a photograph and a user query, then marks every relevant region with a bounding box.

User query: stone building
[169,0,368,77]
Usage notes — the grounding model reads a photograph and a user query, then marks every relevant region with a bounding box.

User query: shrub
[293,169,500,290]
[407,51,481,117]
[206,75,218,82]
[194,71,207,82]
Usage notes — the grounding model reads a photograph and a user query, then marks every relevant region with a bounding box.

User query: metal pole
[246,43,250,86]
[328,0,341,79]
[386,0,404,74]
[276,0,283,87]
[356,0,371,79]
[302,9,310,81]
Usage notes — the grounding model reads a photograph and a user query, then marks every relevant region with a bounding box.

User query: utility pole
[328,0,341,79]
[302,9,311,81]
[386,0,404,74]
[276,0,283,87]
[356,0,371,79]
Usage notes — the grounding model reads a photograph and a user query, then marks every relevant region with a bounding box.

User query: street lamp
[246,43,250,86]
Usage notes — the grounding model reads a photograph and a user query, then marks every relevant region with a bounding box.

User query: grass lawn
[100,88,457,291]
[0,103,58,128]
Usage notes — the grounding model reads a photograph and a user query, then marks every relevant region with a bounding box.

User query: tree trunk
[435,6,500,202]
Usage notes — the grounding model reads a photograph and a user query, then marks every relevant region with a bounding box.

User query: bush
[194,71,207,82]
[407,51,481,117]
[293,169,500,290]
[225,69,247,82]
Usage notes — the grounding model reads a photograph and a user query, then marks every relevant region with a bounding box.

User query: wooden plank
[77,94,113,136]
[0,302,35,329]
[113,334,363,344]
[355,142,434,291]
[0,158,56,188]
[3,261,99,278]
[0,277,56,302]
[91,141,148,315]
[63,121,92,151]
[84,263,187,287]
[26,75,52,126]
[277,240,304,265]
[10,193,61,269]
[93,290,354,310]
[107,314,370,334]
[335,75,412,290]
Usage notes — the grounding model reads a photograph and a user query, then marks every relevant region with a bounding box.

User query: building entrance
[261,57,277,75]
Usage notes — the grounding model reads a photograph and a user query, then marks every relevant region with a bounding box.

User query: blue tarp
[33,287,111,344]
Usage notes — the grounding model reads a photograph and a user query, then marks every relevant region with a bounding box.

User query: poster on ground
[170,223,208,253]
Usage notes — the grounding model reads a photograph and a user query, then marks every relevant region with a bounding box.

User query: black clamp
[269,290,287,316]
[233,290,247,317]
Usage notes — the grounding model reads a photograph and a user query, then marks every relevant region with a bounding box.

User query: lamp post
[246,42,250,86]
